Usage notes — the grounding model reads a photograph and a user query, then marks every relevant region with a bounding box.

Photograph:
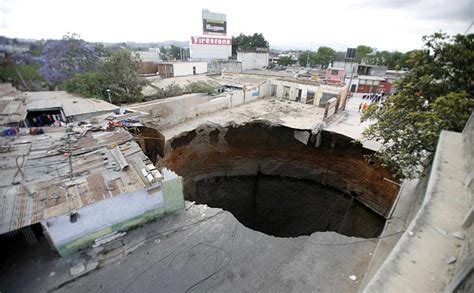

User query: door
[296,89,302,102]
[271,85,277,97]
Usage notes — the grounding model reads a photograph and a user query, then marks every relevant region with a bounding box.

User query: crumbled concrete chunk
[70,263,85,276]
[444,256,456,264]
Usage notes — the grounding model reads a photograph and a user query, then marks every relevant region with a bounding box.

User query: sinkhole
[147,122,399,239]
[195,174,385,238]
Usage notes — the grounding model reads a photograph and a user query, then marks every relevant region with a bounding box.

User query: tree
[334,51,346,61]
[60,72,105,100]
[40,34,99,84]
[313,46,336,68]
[298,51,315,67]
[278,56,295,66]
[0,63,44,90]
[184,81,218,95]
[160,46,168,61]
[232,33,269,55]
[169,45,182,60]
[356,45,373,62]
[363,50,412,70]
[102,49,147,104]
[361,33,474,178]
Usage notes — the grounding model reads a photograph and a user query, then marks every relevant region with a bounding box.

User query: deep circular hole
[195,174,385,238]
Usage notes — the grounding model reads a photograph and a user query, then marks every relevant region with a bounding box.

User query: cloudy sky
[0,0,472,51]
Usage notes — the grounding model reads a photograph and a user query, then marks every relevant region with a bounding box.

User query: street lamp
[106,88,112,104]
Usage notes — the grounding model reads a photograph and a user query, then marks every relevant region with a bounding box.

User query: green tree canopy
[60,72,105,100]
[0,63,44,90]
[277,56,295,66]
[363,50,415,70]
[102,49,147,104]
[362,33,474,178]
[356,45,373,62]
[232,33,269,55]
[313,46,336,68]
[298,51,315,67]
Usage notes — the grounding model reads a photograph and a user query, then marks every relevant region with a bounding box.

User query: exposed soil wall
[159,122,399,218]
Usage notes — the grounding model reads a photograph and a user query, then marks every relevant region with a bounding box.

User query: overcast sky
[0,0,472,52]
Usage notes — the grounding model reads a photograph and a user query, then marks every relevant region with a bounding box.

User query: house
[0,87,118,127]
[325,67,345,84]
[0,126,184,256]
[139,61,208,78]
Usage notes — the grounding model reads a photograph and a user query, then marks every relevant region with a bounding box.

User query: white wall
[237,52,269,71]
[130,84,270,129]
[190,43,231,60]
[269,79,347,107]
[43,184,164,247]
[270,80,319,104]
[172,62,208,77]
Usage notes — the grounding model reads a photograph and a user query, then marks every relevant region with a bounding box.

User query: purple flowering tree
[40,34,100,84]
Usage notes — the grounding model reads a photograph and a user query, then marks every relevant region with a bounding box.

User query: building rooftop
[0,84,118,126]
[25,91,118,118]
[0,126,162,234]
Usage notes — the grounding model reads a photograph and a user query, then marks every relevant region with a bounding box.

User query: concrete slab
[159,98,326,140]
[51,204,377,293]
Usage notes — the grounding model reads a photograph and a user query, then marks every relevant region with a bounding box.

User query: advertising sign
[202,9,227,36]
[191,36,232,46]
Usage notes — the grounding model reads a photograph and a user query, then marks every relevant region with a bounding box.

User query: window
[331,69,339,76]
[373,81,380,86]
[306,90,315,105]
[69,212,79,223]
[359,79,366,85]
[283,86,290,98]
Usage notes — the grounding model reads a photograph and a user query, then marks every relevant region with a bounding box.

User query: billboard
[345,48,356,59]
[202,9,227,36]
[190,36,232,60]
[191,36,232,46]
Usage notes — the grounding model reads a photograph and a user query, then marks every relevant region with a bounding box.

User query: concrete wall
[363,114,474,292]
[269,79,347,107]
[42,170,184,256]
[237,52,269,71]
[130,86,269,129]
[270,79,319,104]
[210,60,242,74]
[173,62,208,77]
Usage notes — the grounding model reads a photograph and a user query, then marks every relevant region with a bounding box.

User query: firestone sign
[191,36,232,46]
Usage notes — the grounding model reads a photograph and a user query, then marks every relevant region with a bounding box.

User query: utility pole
[306,43,313,68]
[106,88,112,104]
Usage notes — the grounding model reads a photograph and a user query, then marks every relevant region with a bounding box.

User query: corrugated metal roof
[0,127,160,234]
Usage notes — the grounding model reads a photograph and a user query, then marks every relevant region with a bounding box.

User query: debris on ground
[450,231,465,240]
[444,256,456,264]
[92,231,127,248]
[434,226,449,237]
[69,263,85,276]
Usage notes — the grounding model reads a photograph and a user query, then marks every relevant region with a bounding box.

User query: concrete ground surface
[0,202,379,293]
[325,94,381,151]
